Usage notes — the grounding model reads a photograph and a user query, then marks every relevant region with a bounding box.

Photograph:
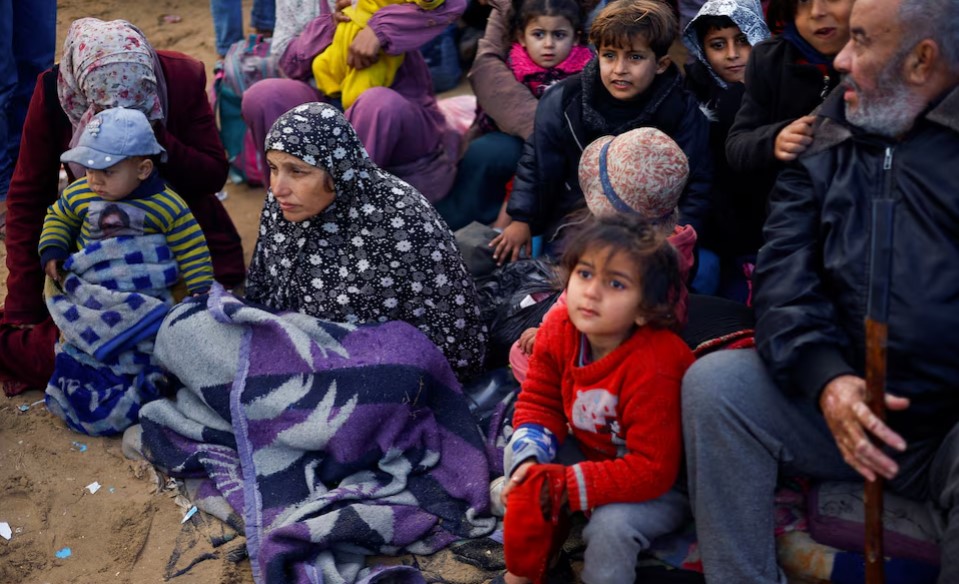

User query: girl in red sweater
[496,213,695,584]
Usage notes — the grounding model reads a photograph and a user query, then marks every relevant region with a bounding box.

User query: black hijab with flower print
[246,102,487,378]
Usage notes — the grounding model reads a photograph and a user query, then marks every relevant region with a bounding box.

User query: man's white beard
[845,57,926,137]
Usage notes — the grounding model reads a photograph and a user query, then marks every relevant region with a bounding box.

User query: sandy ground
[1,2,279,583]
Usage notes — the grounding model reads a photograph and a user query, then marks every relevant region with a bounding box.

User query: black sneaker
[544,551,574,584]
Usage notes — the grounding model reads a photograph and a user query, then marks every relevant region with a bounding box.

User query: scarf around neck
[782,21,833,67]
[509,43,594,97]
[580,59,682,138]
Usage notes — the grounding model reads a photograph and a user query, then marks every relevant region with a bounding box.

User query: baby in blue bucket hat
[40,106,214,294]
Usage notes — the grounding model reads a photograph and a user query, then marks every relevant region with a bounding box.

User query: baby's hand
[518,327,539,355]
[500,460,536,507]
[44,259,63,283]
[774,115,817,162]
[489,221,531,266]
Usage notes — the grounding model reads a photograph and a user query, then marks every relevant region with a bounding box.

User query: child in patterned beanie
[509,127,697,383]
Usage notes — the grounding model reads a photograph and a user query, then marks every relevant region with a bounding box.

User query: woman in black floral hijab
[246,102,487,379]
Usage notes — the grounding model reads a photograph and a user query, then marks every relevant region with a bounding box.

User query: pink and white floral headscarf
[57,18,168,175]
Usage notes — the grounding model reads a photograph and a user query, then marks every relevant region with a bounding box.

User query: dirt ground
[1,2,280,583]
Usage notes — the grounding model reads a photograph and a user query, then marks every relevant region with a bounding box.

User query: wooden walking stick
[864,318,887,584]
[863,182,896,584]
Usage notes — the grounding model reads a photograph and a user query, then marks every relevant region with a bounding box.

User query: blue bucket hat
[60,107,167,170]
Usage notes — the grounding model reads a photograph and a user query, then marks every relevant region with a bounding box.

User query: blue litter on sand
[181,506,198,524]
[18,399,45,412]
[71,441,88,452]
[55,547,72,559]
[109,487,116,493]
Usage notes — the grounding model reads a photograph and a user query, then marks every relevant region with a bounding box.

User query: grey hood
[682,0,770,89]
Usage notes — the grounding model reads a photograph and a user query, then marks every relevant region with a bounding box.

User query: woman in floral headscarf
[0,18,245,395]
[246,102,487,379]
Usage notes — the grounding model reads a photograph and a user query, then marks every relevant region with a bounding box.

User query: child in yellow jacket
[313,0,445,108]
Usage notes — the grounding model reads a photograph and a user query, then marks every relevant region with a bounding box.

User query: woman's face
[266,150,336,222]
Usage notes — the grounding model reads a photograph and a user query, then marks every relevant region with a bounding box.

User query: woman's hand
[518,327,539,355]
[500,460,536,507]
[348,27,382,71]
[774,115,816,162]
[489,220,531,265]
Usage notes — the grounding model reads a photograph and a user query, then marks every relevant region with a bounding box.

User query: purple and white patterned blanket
[138,285,496,584]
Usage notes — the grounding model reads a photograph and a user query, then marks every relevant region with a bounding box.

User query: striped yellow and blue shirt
[39,173,214,294]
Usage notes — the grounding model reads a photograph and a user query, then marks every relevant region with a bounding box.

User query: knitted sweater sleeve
[162,192,215,294]
[39,184,84,267]
[511,308,573,442]
[565,334,693,512]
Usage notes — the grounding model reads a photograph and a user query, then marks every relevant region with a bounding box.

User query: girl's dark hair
[558,213,682,330]
[508,0,586,45]
[765,0,798,33]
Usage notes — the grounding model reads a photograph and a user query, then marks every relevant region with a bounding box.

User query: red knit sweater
[512,307,694,512]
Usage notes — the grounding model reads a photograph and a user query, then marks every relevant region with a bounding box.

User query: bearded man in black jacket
[680,0,959,581]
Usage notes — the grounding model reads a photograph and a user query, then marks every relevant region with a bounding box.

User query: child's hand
[333,0,351,22]
[501,460,536,507]
[44,259,62,283]
[774,115,816,162]
[518,327,539,355]
[489,221,531,265]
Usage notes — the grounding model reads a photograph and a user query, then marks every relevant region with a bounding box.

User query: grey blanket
[138,285,496,584]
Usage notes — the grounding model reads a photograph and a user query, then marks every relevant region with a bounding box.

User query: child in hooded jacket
[682,0,770,300]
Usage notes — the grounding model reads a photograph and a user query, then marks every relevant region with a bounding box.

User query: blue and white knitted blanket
[44,234,178,435]
[138,285,496,584]
[46,234,178,360]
